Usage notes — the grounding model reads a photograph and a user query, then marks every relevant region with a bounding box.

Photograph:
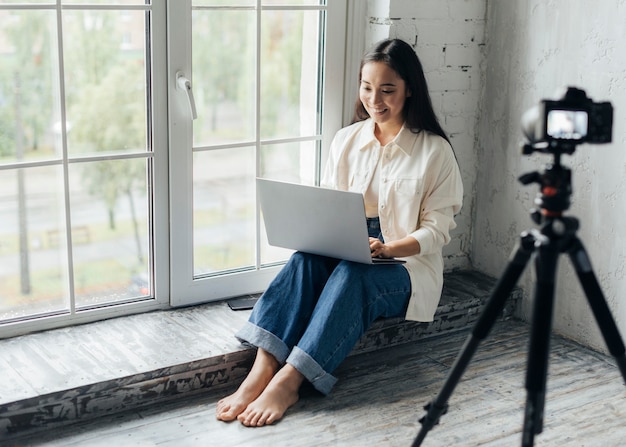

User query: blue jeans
[236,218,411,395]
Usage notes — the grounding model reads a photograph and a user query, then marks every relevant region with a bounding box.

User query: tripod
[413,150,626,447]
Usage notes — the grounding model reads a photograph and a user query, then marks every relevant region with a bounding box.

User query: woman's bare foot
[216,349,280,422]
[237,363,304,427]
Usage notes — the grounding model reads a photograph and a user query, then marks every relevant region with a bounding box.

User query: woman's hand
[369,237,390,258]
[369,236,422,259]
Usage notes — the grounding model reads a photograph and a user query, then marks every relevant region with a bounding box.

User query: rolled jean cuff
[287,346,338,395]
[235,321,291,364]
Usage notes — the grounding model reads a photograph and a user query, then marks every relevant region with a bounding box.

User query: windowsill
[0,299,253,408]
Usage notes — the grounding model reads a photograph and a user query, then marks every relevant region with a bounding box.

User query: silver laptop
[257,178,405,265]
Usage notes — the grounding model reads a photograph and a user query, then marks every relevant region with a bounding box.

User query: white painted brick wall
[449,0,487,20]
[390,0,450,19]
[364,0,487,270]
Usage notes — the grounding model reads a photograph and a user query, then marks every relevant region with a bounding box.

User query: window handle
[176,71,197,120]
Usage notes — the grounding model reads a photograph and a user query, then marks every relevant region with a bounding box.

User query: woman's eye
[360,86,395,94]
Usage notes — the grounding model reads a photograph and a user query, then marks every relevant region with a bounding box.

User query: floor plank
[12,320,626,447]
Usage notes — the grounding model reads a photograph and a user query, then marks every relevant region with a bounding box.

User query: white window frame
[168,0,349,307]
[0,2,170,339]
[0,0,357,338]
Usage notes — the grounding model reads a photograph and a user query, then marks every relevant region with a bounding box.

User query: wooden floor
[13,320,626,447]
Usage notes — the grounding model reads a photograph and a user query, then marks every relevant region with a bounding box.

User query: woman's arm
[369,235,421,258]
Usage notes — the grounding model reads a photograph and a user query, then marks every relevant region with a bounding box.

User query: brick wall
[364,0,487,269]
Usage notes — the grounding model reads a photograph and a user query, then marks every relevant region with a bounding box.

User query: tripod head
[518,150,572,224]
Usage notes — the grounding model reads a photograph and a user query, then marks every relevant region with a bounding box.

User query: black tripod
[413,150,626,447]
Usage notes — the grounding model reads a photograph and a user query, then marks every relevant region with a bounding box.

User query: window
[0,1,168,337]
[0,0,347,338]
[169,0,347,306]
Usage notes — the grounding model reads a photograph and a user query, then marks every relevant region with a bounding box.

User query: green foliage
[0,107,15,157]
[259,11,304,138]
[190,9,308,141]
[70,60,146,153]
[62,10,121,103]
[0,10,54,158]
[62,12,147,231]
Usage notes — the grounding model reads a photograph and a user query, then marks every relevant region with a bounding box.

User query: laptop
[257,178,405,265]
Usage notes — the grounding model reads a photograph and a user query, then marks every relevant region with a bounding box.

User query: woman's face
[359,61,410,129]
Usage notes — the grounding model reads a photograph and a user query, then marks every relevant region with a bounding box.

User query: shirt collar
[357,119,417,156]
[393,124,417,156]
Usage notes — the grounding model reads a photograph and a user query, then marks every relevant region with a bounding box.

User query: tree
[70,60,147,262]
[65,11,147,264]
[1,10,54,158]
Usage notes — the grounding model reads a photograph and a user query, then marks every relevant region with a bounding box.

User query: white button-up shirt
[322,119,463,322]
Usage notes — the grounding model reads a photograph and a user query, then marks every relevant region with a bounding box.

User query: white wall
[364,0,487,271]
[473,0,626,352]
[365,0,626,353]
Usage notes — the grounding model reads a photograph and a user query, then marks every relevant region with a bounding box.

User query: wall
[364,0,487,270]
[365,0,626,354]
[473,0,626,352]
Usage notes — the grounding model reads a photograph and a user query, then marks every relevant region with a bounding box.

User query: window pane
[0,166,69,322]
[260,9,321,140]
[258,141,318,265]
[259,212,292,265]
[63,9,148,157]
[69,159,150,308]
[259,140,317,184]
[193,148,256,276]
[0,10,62,166]
[192,9,255,146]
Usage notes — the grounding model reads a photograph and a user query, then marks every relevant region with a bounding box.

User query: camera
[522,87,613,152]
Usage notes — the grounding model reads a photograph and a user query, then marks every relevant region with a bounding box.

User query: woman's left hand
[369,235,422,258]
[369,237,392,258]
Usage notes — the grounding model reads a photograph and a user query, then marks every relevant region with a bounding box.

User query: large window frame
[0,0,354,339]
[0,1,169,339]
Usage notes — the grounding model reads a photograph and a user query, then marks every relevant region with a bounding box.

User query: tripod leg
[412,233,535,447]
[568,238,626,383]
[522,241,559,447]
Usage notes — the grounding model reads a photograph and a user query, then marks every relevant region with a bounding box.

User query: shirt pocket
[393,177,422,198]
[390,178,423,228]
[349,171,371,193]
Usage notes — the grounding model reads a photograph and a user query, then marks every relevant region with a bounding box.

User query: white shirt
[322,119,463,322]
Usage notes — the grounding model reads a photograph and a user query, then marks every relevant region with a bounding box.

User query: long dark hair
[352,38,450,144]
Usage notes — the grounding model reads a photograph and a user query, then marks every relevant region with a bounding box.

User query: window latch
[176,71,198,120]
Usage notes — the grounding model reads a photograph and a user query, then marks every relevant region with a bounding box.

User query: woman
[216,38,463,427]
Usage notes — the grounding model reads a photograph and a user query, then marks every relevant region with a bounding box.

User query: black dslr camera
[522,87,613,154]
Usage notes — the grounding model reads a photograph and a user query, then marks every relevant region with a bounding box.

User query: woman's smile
[359,61,410,132]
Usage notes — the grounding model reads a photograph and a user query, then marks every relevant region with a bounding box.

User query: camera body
[522,87,613,149]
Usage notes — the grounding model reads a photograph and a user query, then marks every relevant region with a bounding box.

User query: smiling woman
[215,38,463,427]
[359,62,410,145]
